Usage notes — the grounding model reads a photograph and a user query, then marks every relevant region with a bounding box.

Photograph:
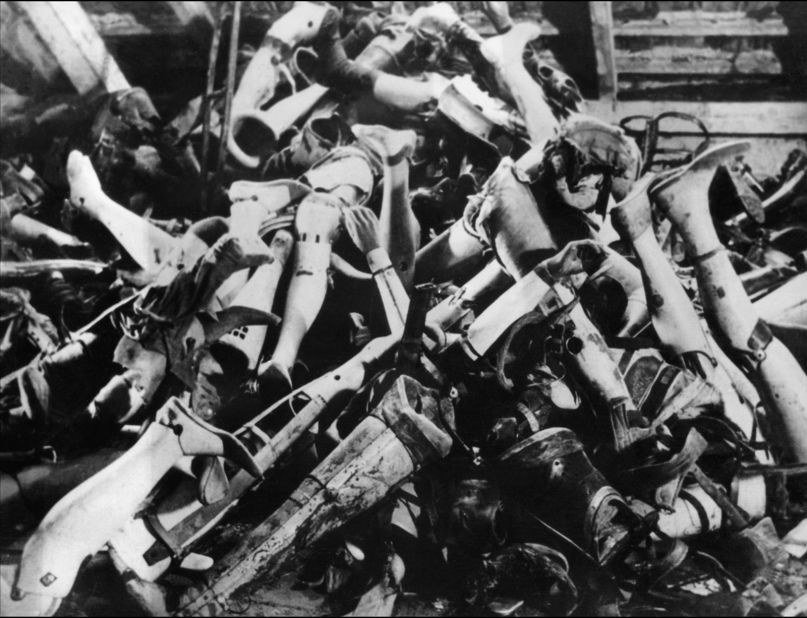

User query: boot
[2,398,259,617]
[174,374,453,616]
[66,151,177,277]
[650,141,807,462]
[496,427,638,565]
[612,175,766,454]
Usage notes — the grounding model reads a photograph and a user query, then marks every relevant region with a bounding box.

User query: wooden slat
[614,10,788,38]
[0,1,65,85]
[589,1,618,102]
[616,47,781,75]
[586,100,807,137]
[13,1,130,94]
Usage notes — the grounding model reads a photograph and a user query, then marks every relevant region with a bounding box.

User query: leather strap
[678,350,717,378]
[746,319,773,365]
[679,489,712,534]
[691,245,726,264]
[142,509,184,565]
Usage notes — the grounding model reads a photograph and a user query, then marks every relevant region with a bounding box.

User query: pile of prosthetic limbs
[1,2,806,617]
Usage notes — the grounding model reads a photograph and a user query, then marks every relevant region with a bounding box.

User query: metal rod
[214,1,242,194]
[200,3,225,215]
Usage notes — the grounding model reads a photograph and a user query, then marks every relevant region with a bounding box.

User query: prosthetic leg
[87,233,275,427]
[190,186,304,419]
[612,174,767,455]
[469,157,559,279]
[563,302,652,453]
[101,262,503,592]
[650,142,807,462]
[192,230,294,419]
[479,23,558,145]
[260,192,343,389]
[175,374,453,616]
[228,1,339,167]
[353,124,419,290]
[0,207,89,257]
[66,151,177,278]
[414,219,487,284]
[0,398,260,618]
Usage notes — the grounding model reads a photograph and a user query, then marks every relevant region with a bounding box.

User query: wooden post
[588,1,617,106]
[12,1,130,94]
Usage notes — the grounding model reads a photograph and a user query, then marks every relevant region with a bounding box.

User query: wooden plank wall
[1,0,803,173]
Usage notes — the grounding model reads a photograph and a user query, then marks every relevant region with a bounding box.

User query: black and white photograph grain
[0,1,806,616]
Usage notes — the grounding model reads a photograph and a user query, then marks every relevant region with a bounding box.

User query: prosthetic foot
[650,142,807,462]
[66,151,177,277]
[2,398,259,617]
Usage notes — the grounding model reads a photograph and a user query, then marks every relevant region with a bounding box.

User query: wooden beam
[586,100,807,137]
[12,1,130,94]
[166,1,214,26]
[616,47,781,75]
[614,11,788,38]
[588,1,618,102]
[0,1,64,85]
